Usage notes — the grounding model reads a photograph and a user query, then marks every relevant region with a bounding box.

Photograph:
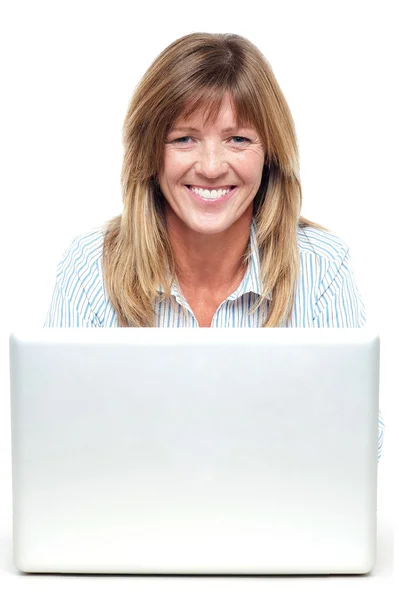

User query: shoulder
[55,225,105,286]
[296,225,353,291]
[297,225,349,263]
[63,225,105,262]
[46,225,110,327]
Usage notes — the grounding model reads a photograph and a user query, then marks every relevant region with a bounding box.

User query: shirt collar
[157,217,271,301]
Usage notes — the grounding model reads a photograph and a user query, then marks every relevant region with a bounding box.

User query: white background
[0,0,397,597]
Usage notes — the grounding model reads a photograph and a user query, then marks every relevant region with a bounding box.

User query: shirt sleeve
[43,235,102,327]
[312,245,384,463]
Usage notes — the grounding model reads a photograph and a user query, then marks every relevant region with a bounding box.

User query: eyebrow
[170,126,254,134]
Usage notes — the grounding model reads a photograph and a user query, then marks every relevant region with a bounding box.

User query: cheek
[163,151,189,178]
[159,154,187,197]
[237,155,265,183]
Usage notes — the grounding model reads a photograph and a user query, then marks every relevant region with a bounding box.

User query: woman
[43,32,384,458]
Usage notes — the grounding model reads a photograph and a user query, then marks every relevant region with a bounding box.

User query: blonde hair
[102,32,329,327]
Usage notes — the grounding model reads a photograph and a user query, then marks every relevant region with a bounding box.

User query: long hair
[102,32,329,327]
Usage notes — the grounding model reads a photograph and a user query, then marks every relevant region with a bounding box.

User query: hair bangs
[173,84,258,133]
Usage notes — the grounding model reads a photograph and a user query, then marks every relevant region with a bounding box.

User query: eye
[231,136,251,145]
[168,136,193,144]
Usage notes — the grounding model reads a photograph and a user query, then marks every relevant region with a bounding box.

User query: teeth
[189,186,232,199]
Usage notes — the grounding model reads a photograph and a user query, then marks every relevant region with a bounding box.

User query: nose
[193,141,229,179]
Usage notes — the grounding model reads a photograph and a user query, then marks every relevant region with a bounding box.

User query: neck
[165,206,252,293]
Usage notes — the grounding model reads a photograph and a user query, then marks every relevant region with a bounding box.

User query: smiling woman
[43,31,368,332]
[43,31,368,330]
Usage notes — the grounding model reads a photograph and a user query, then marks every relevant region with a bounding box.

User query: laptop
[9,327,379,575]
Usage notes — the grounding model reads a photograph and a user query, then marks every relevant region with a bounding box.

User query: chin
[185,216,235,235]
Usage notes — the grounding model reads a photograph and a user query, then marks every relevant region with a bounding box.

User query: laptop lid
[9,327,379,574]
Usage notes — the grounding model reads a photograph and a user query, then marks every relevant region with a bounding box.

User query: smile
[185,185,237,205]
[187,185,235,199]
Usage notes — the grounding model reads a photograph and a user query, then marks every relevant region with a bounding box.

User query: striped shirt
[44,218,385,460]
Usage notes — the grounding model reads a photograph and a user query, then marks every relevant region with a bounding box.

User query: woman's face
[158,92,265,236]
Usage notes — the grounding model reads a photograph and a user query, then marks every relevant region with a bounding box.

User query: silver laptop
[9,327,379,575]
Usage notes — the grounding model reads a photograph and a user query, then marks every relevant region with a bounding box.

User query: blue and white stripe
[43,218,384,460]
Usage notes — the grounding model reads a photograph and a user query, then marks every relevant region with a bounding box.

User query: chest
[191,304,218,327]
[179,274,245,327]
[182,293,228,327]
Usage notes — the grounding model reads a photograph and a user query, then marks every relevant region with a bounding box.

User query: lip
[185,185,237,206]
